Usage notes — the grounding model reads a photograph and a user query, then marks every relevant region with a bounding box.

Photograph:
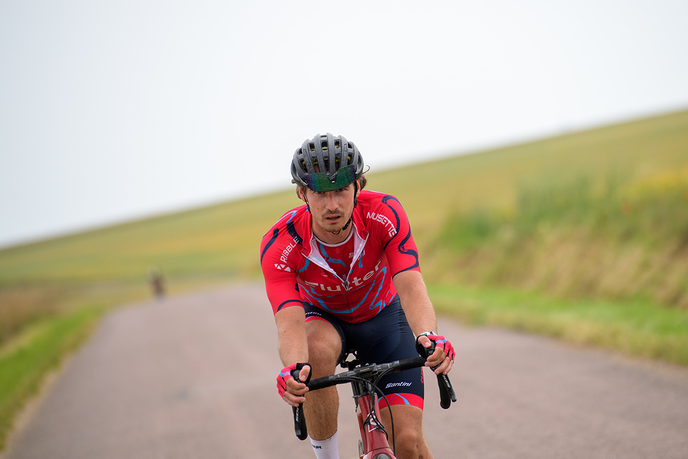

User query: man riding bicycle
[260,133,455,459]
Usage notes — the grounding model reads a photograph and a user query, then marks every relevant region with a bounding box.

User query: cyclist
[260,133,455,459]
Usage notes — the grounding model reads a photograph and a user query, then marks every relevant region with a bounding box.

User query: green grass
[429,284,688,366]
[444,172,688,248]
[4,110,687,289]
[433,170,688,307]
[0,305,106,451]
[371,109,688,231]
[0,108,687,452]
[0,191,297,286]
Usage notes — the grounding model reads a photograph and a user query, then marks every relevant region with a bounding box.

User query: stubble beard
[321,211,349,235]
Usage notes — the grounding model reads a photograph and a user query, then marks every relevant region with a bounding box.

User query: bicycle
[290,340,456,459]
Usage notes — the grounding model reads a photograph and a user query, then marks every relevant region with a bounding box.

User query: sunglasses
[305,165,357,192]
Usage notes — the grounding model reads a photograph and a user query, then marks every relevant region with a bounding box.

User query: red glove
[430,334,456,362]
[417,332,456,362]
[276,363,310,398]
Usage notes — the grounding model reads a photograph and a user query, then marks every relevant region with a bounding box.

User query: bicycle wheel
[372,454,392,459]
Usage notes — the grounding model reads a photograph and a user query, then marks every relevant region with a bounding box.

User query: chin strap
[331,181,358,236]
[333,216,352,235]
[303,193,311,214]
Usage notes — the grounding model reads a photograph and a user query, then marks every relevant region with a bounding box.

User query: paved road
[4,284,688,458]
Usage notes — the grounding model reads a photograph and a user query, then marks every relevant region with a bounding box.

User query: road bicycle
[291,341,456,459]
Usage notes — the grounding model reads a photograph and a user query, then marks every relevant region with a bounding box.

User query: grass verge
[0,275,234,453]
[0,305,106,452]
[429,283,688,367]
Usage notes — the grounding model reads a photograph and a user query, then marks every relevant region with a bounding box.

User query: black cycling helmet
[291,133,365,191]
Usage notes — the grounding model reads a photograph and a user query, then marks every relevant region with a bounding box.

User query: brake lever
[416,338,457,409]
[290,363,311,440]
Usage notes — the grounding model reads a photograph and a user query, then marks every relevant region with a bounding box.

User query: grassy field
[434,170,688,306]
[1,108,687,450]
[429,284,688,366]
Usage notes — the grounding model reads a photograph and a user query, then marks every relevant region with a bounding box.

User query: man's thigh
[305,317,343,376]
[380,404,424,436]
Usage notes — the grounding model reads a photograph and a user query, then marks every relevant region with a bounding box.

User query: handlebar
[291,341,456,440]
[307,356,427,391]
[416,340,457,409]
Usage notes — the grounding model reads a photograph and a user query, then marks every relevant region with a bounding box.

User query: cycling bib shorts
[305,295,424,410]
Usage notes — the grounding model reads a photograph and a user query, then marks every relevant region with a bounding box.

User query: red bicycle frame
[355,392,395,458]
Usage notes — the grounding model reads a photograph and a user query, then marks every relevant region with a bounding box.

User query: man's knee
[393,427,426,457]
[305,320,341,375]
[385,406,431,458]
[307,340,339,371]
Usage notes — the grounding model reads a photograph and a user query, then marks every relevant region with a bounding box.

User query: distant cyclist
[260,133,455,459]
[148,265,165,300]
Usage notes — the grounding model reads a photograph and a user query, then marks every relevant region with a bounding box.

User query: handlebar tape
[415,338,457,409]
[290,363,311,441]
[436,372,457,409]
[292,405,307,440]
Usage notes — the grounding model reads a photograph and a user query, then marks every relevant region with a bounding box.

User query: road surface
[4,284,688,458]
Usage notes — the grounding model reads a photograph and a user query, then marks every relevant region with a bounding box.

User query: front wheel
[372,455,392,459]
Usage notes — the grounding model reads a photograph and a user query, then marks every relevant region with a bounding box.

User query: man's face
[302,182,357,240]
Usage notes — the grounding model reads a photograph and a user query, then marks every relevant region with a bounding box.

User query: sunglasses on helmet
[305,165,357,192]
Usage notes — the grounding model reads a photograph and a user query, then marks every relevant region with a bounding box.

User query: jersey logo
[274,264,292,272]
[281,242,297,263]
[366,211,397,237]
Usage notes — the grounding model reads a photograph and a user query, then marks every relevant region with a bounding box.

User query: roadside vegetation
[429,284,688,366]
[0,305,104,450]
[1,108,687,450]
[434,170,688,307]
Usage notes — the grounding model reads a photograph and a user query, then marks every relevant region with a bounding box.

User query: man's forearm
[394,270,438,336]
[275,306,309,365]
[403,288,438,336]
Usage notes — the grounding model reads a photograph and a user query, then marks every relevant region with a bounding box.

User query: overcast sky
[1,0,687,249]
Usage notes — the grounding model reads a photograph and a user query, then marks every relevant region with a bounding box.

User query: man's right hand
[276,363,311,407]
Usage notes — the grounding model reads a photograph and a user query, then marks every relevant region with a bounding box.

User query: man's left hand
[417,334,455,375]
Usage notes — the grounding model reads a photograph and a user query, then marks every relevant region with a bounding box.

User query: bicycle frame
[352,379,395,459]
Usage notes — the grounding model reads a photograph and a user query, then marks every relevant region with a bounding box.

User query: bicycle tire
[372,454,392,459]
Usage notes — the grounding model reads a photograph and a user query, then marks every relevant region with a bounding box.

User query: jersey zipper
[302,229,369,291]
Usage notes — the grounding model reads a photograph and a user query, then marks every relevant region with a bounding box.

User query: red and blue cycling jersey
[260,190,421,323]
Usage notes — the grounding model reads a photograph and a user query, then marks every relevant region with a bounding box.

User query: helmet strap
[332,180,358,236]
[334,216,352,235]
[353,180,359,209]
[301,187,311,213]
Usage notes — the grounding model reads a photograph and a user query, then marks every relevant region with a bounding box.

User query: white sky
[1,0,687,248]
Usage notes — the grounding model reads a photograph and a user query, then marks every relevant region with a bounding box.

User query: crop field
[1,108,687,450]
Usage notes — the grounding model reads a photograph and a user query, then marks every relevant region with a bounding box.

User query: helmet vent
[292,133,364,187]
